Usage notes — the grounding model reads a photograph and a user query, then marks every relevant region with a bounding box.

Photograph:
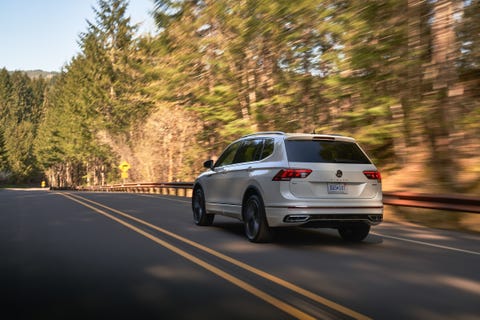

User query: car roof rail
[242,131,286,138]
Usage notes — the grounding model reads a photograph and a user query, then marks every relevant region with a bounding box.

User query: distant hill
[23,70,59,79]
[6,69,59,79]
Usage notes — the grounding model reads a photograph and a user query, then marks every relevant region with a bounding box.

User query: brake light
[273,169,312,181]
[363,170,382,182]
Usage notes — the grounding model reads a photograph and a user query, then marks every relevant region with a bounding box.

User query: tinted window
[260,138,274,160]
[234,139,264,164]
[215,142,241,167]
[285,140,371,164]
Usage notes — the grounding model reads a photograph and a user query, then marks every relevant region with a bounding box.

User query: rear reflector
[363,170,382,182]
[273,169,312,181]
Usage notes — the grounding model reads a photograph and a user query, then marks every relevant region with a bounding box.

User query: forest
[0,0,479,195]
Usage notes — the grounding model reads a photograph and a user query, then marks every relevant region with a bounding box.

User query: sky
[0,0,156,72]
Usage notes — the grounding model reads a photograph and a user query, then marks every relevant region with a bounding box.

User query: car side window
[214,141,241,167]
[233,139,264,164]
[260,138,274,160]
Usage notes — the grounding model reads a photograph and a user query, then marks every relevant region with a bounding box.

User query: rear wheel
[192,187,214,226]
[243,194,272,243]
[338,223,370,242]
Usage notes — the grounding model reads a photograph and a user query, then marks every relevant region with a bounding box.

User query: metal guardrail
[77,182,194,197]
[383,192,480,214]
[75,182,480,214]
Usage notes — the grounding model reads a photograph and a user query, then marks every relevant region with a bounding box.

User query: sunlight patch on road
[219,241,270,254]
[146,265,206,282]
[435,276,480,296]
[403,232,451,241]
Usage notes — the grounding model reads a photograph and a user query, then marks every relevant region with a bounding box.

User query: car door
[202,141,241,210]
[220,138,265,216]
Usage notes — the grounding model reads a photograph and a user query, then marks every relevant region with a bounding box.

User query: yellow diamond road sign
[119,161,131,172]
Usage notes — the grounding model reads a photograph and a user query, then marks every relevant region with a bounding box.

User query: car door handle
[216,167,227,174]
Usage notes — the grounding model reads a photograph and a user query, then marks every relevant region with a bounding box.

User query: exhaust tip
[368,215,383,223]
[284,215,310,223]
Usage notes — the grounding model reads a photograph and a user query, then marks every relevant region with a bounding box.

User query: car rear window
[285,140,371,164]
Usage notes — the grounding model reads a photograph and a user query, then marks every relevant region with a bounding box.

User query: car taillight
[363,170,382,182]
[273,169,312,181]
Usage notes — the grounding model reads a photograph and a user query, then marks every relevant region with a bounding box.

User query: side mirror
[203,160,214,169]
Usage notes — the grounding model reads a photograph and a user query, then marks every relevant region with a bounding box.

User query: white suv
[192,132,383,243]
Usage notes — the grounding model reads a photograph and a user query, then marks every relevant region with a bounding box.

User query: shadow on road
[211,221,384,247]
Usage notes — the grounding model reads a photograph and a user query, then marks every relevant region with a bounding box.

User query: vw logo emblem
[336,170,343,178]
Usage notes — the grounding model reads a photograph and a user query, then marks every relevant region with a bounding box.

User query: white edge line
[372,232,480,256]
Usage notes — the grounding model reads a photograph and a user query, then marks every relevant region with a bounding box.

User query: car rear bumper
[265,205,384,227]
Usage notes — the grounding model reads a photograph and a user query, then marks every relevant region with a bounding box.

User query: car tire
[338,223,370,242]
[192,187,214,226]
[243,194,272,243]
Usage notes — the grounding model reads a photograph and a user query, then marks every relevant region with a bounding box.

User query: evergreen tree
[35,0,150,186]
[0,69,47,183]
[79,0,149,131]
[0,127,8,174]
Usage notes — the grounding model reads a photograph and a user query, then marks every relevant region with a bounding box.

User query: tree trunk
[425,0,460,186]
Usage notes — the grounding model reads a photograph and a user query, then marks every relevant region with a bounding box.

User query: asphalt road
[1,189,479,320]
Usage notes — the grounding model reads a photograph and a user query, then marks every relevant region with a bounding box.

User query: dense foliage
[1,0,478,192]
[0,69,48,183]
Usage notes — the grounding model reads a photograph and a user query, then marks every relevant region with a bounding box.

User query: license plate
[327,183,347,194]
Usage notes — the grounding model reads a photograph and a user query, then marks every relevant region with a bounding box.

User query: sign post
[118,161,131,185]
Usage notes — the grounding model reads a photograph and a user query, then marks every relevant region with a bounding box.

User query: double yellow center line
[60,192,371,320]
